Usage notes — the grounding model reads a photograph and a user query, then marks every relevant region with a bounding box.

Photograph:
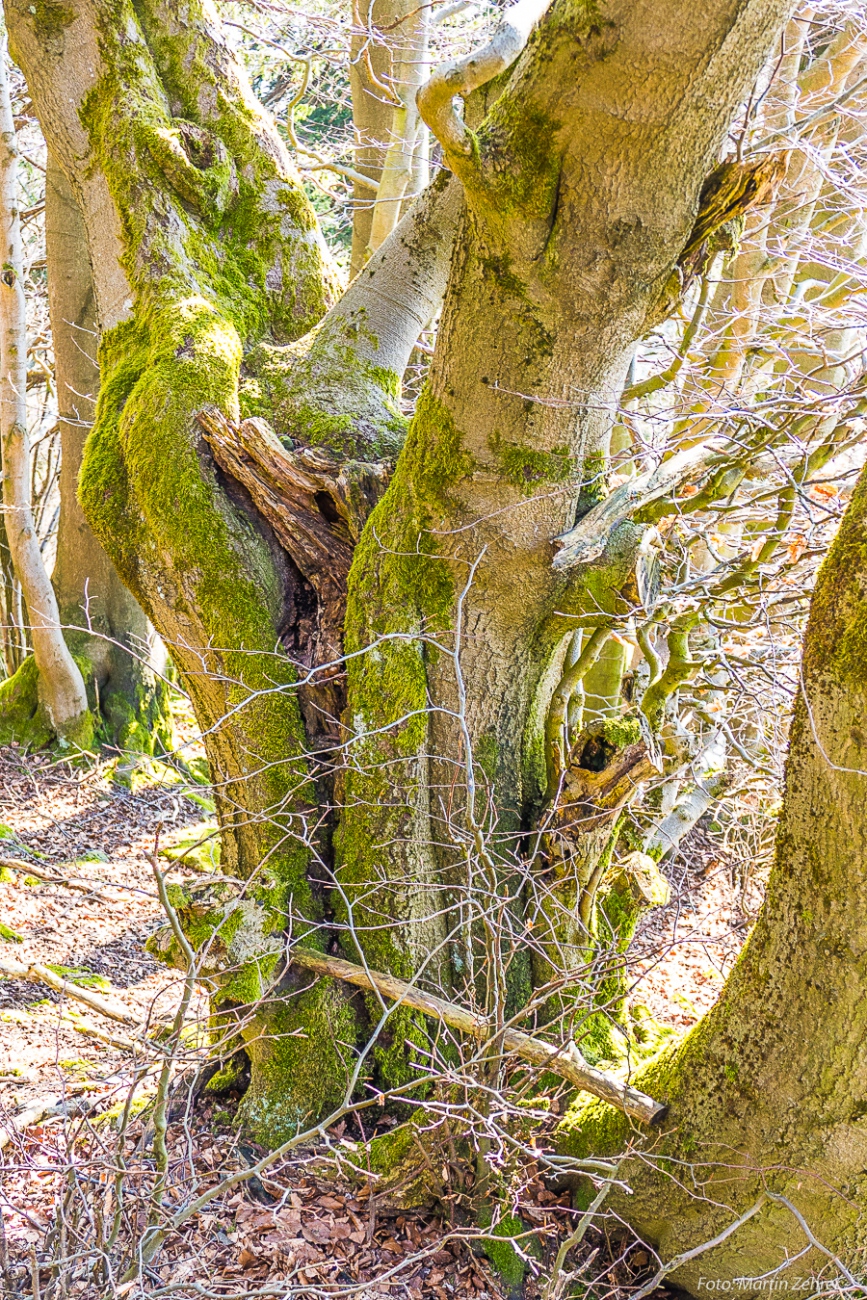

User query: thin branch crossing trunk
[288,945,667,1124]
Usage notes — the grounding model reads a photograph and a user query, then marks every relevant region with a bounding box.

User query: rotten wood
[197,408,389,670]
[288,945,667,1125]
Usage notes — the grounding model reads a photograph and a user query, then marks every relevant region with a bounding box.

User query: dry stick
[138,849,199,1264]
[288,947,667,1125]
[63,1014,138,1053]
[0,957,140,1027]
[0,855,120,904]
[765,1191,860,1290]
[543,1179,613,1300]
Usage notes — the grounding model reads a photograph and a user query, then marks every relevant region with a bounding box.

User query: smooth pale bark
[559,459,867,1292]
[0,34,90,744]
[364,1,429,258]
[338,0,794,1078]
[46,156,170,750]
[348,0,410,274]
[348,0,433,271]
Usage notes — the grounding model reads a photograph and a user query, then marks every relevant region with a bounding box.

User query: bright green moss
[361,1123,442,1209]
[31,0,74,39]
[491,432,575,494]
[476,101,562,220]
[0,654,95,752]
[482,1215,529,1291]
[576,449,608,512]
[99,680,174,755]
[0,657,53,750]
[237,983,358,1145]
[599,714,642,750]
[245,332,406,458]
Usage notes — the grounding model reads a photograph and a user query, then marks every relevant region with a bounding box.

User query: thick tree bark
[46,156,171,750]
[559,459,867,1293]
[337,0,793,1083]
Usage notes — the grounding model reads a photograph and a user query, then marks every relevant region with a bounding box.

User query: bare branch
[417,0,552,165]
[287,944,668,1124]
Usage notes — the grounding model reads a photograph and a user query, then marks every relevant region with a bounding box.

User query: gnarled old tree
[14,0,867,1287]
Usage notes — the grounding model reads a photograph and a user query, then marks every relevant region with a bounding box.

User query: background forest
[0,0,866,1296]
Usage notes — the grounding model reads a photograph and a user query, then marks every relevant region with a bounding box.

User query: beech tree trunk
[0,29,91,747]
[8,0,792,1146]
[559,459,867,1292]
[46,156,171,751]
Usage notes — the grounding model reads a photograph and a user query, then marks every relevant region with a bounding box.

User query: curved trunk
[559,460,867,1292]
[46,156,171,751]
[0,32,91,747]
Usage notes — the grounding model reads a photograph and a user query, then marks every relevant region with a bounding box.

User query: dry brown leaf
[317,1194,345,1209]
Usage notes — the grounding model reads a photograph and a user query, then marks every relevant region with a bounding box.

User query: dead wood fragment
[287,946,667,1125]
[197,408,389,671]
[0,958,139,1026]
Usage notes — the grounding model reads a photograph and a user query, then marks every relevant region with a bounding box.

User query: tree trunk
[46,155,171,751]
[337,0,793,1084]
[559,460,867,1292]
[9,0,793,1142]
[0,29,91,748]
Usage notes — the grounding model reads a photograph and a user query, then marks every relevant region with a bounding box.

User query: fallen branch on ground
[63,1011,139,1053]
[0,855,120,903]
[0,958,140,1027]
[288,946,667,1125]
[0,1088,100,1152]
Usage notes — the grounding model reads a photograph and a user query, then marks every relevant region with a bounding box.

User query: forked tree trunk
[8,0,792,1143]
[46,156,172,751]
[558,459,867,1292]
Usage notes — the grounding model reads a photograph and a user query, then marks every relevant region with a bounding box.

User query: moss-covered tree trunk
[46,155,172,752]
[9,0,792,1142]
[559,458,867,1291]
[336,0,792,1082]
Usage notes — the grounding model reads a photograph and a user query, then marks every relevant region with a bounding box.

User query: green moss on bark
[0,657,54,750]
[244,327,406,459]
[64,0,354,1137]
[0,653,96,752]
[333,386,472,1088]
[237,983,358,1144]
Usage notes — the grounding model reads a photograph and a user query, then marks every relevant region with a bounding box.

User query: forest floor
[0,737,771,1299]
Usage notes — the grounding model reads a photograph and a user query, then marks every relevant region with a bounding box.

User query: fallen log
[288,946,667,1126]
